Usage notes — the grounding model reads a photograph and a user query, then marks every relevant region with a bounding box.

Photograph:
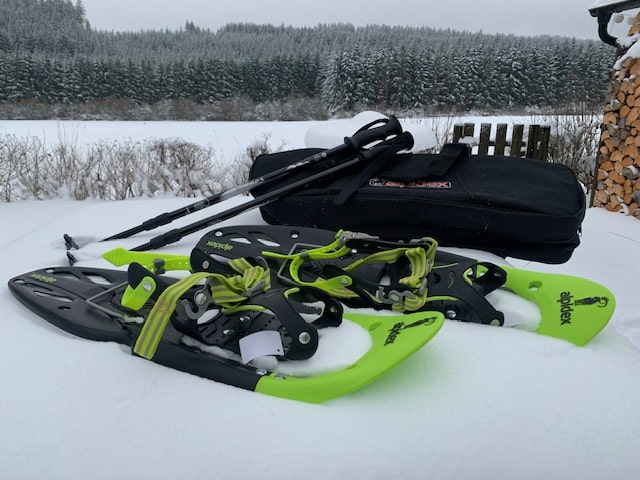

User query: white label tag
[239,330,284,364]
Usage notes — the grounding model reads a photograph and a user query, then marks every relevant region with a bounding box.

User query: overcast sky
[76,0,636,41]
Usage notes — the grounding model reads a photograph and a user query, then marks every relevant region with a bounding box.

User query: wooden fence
[452,123,551,161]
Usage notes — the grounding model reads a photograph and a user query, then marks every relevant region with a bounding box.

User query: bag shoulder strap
[427,143,471,176]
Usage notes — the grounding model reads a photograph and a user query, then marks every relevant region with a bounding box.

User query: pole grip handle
[343,116,403,151]
[359,131,414,161]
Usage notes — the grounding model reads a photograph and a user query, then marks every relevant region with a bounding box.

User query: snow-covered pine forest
[0,0,615,118]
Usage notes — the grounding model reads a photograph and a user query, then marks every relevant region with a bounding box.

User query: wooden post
[463,123,475,140]
[539,125,551,162]
[478,123,491,155]
[452,125,463,143]
[511,125,524,157]
[452,123,549,160]
[494,124,508,155]
[526,125,540,159]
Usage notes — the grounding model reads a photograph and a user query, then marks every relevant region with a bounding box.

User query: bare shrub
[420,115,456,150]
[543,112,601,191]
[0,135,73,200]
[15,136,53,199]
[146,140,218,197]
[244,133,282,162]
[0,132,267,202]
[230,133,288,185]
[102,141,142,200]
[0,135,25,201]
[46,141,88,199]
[80,139,218,200]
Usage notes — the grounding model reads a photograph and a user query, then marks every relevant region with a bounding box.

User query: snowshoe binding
[100,224,614,345]
[188,225,507,323]
[183,225,615,345]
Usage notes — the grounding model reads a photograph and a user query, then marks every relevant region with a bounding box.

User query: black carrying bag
[249,143,586,264]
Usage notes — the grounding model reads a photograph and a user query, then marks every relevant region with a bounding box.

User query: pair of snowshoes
[8,224,615,403]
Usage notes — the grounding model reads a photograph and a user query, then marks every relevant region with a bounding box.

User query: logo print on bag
[369,178,452,189]
[557,291,610,325]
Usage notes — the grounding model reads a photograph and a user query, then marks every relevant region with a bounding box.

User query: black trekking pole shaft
[100,116,403,242]
[130,132,414,252]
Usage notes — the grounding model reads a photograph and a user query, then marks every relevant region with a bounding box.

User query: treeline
[0,0,616,117]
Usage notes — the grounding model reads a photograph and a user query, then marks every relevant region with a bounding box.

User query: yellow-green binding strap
[209,260,271,307]
[133,263,271,360]
[121,274,157,311]
[103,247,192,272]
[265,235,356,298]
[105,246,271,310]
[264,231,437,312]
[134,272,213,359]
[361,246,432,311]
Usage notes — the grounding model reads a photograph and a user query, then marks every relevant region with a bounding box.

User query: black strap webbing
[426,142,471,176]
[334,146,399,205]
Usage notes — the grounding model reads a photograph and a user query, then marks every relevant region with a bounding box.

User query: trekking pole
[64,116,402,251]
[129,131,414,252]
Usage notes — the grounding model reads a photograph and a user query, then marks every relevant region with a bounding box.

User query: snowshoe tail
[499,265,614,346]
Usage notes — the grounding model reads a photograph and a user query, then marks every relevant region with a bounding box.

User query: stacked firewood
[596,17,640,218]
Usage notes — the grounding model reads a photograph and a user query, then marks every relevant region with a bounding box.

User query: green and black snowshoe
[105,224,614,346]
[8,261,444,403]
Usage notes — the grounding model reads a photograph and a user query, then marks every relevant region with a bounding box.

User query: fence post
[478,123,491,155]
[452,122,549,160]
[463,123,475,140]
[453,123,476,144]
[494,124,508,155]
[526,125,541,158]
[510,125,524,157]
[452,124,463,143]
[539,125,551,161]
[524,124,552,161]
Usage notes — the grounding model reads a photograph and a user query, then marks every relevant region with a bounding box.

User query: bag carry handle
[427,143,471,176]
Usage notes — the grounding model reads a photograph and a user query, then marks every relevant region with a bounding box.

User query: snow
[0,114,554,156]
[0,119,314,156]
[591,0,625,9]
[305,110,438,151]
[1,119,640,479]
[615,33,640,66]
[591,0,640,18]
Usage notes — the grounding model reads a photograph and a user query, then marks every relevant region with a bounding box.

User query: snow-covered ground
[0,113,562,156]
[1,118,639,479]
[0,119,315,158]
